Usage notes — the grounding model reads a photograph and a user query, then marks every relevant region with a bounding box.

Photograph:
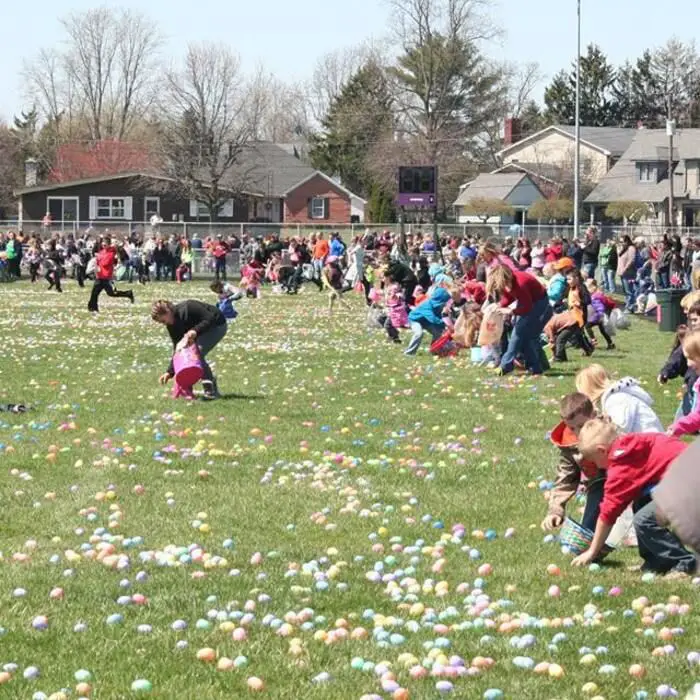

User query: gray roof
[585,128,700,204]
[223,142,316,197]
[454,172,528,206]
[555,125,637,157]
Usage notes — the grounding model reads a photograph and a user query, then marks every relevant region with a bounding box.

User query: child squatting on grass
[571,419,696,579]
[542,393,602,533]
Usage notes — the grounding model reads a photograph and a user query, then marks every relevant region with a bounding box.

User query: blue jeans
[500,297,553,375]
[404,320,443,355]
[603,269,616,293]
[622,277,637,311]
[583,263,597,280]
[582,477,605,531]
[633,499,696,574]
[656,270,670,289]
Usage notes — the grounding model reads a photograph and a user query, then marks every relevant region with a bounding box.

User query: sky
[2,0,700,122]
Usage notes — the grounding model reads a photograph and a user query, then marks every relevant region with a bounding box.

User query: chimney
[504,117,522,146]
[25,158,38,187]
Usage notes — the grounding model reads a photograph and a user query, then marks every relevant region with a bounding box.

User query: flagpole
[573,0,581,236]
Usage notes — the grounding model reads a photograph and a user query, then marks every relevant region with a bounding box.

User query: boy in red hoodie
[542,393,602,532]
[572,419,696,578]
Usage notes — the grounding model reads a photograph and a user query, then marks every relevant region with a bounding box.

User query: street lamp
[573,0,581,237]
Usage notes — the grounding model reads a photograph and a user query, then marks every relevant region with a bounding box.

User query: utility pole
[573,0,581,238]
[667,98,675,230]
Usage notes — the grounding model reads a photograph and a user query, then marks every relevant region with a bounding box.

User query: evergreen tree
[544,44,618,126]
[614,52,665,127]
[309,60,394,200]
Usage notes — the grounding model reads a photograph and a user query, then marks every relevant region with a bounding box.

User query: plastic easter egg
[196,648,216,663]
[483,690,504,700]
[131,679,152,693]
[247,676,265,691]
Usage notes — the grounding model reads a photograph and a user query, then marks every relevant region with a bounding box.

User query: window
[638,163,657,183]
[310,197,326,219]
[89,196,132,220]
[144,197,160,217]
[97,198,125,218]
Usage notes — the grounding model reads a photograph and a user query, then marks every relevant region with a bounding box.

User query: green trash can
[656,288,687,332]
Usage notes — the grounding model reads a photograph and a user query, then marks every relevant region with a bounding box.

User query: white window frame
[197,201,210,218]
[95,196,130,219]
[638,163,656,183]
[46,196,80,227]
[310,197,325,219]
[144,196,160,218]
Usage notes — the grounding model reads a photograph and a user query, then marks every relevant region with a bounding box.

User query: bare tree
[155,43,262,220]
[248,71,312,143]
[23,8,161,143]
[306,42,387,123]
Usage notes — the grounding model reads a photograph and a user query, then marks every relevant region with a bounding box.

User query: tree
[0,122,21,217]
[155,43,261,221]
[544,44,618,126]
[605,201,648,223]
[23,8,162,143]
[614,52,665,128]
[462,197,514,221]
[368,182,396,223]
[309,60,394,199]
[650,39,700,127]
[528,198,573,222]
[386,0,506,214]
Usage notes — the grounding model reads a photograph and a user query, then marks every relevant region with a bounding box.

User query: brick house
[15,141,366,228]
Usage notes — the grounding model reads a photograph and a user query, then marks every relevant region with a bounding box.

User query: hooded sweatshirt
[653,438,700,553]
[599,433,687,526]
[409,288,450,328]
[601,377,663,434]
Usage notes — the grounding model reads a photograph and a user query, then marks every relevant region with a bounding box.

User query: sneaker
[606,343,616,350]
[664,570,690,581]
[8,404,28,414]
[201,380,219,399]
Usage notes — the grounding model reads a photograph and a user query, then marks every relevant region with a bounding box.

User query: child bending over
[573,419,695,578]
[404,287,453,356]
[322,259,351,314]
[542,393,603,532]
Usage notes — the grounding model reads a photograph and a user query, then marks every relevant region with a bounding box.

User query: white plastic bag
[610,307,631,331]
[606,506,637,548]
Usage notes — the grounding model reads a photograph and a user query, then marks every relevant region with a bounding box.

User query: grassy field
[0,279,697,700]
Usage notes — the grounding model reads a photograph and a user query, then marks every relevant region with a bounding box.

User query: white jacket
[601,378,663,434]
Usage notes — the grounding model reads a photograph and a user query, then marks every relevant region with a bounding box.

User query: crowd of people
[2,221,700,579]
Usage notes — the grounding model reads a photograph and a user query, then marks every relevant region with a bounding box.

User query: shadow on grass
[215,393,266,401]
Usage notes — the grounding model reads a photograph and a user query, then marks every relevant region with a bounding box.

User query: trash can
[656,289,687,332]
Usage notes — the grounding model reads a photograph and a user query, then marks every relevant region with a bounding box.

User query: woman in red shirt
[487,264,553,376]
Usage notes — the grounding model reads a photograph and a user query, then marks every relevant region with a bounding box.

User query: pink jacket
[387,285,409,328]
[669,378,700,437]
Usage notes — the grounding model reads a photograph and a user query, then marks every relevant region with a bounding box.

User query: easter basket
[559,517,614,558]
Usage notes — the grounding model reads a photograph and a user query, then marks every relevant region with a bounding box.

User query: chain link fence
[5,219,700,244]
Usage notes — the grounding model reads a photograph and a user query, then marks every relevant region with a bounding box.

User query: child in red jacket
[573,419,696,578]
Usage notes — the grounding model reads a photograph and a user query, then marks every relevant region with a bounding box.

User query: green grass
[0,279,697,700]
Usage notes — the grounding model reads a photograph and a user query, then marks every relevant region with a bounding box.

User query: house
[14,142,366,229]
[497,120,637,193]
[453,172,545,224]
[585,128,700,228]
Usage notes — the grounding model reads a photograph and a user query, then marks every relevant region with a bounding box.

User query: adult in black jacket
[385,260,417,303]
[151,299,227,399]
[582,229,600,279]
